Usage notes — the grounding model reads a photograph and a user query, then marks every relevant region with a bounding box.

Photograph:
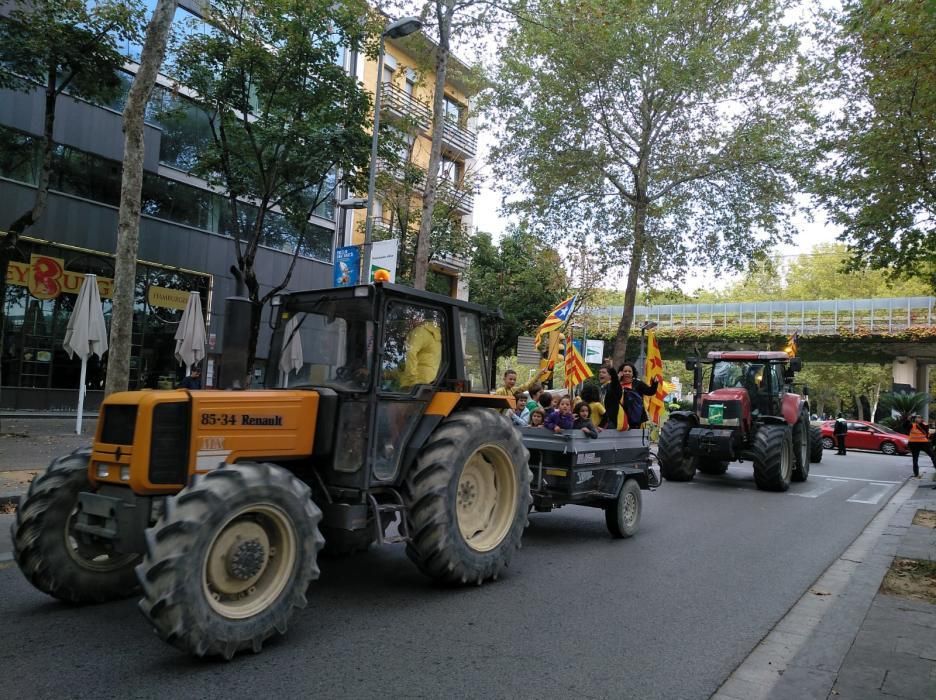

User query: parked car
[820,420,910,455]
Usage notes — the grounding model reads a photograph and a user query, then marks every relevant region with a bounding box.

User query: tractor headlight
[96,464,110,479]
[120,466,131,481]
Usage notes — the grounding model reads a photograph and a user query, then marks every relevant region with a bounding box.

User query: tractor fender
[780,393,802,425]
[758,415,789,426]
[667,410,699,425]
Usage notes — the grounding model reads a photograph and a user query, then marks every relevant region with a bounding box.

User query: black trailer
[519,428,656,537]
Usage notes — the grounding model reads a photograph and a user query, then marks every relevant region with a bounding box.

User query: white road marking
[847,482,894,505]
[788,479,846,498]
[809,473,901,484]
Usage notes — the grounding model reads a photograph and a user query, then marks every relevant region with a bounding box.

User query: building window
[443,96,464,127]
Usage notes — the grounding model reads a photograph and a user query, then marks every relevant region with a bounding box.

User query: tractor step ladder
[368,492,409,545]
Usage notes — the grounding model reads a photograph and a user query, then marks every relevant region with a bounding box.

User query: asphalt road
[0,449,913,699]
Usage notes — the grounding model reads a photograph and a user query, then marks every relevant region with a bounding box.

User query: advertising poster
[585,339,604,364]
[334,246,360,287]
[370,239,399,282]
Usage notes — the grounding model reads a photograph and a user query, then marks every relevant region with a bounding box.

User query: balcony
[441,116,477,159]
[381,82,431,132]
[437,179,474,215]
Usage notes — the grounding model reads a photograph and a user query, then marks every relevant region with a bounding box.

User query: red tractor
[658,351,823,492]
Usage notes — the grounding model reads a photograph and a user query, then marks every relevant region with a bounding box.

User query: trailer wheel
[752,424,793,492]
[605,479,641,538]
[697,458,729,475]
[137,462,323,659]
[12,448,140,603]
[792,413,811,482]
[809,425,824,464]
[404,408,530,585]
[658,418,697,482]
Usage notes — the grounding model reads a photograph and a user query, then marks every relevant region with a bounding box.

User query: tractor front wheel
[136,462,323,659]
[404,408,530,585]
[658,418,697,482]
[792,413,811,482]
[752,424,793,492]
[12,448,140,603]
[809,425,824,463]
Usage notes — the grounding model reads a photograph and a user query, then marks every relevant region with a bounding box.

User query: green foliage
[467,226,569,360]
[809,0,936,288]
[0,0,143,101]
[702,243,931,302]
[487,0,815,360]
[166,0,381,368]
[881,390,928,428]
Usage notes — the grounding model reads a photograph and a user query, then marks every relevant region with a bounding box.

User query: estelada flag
[564,337,593,388]
[643,330,668,424]
[534,295,576,346]
[784,331,799,358]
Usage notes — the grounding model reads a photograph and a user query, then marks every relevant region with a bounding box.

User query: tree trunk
[413,0,454,290]
[611,198,648,366]
[105,0,176,396]
[854,391,864,420]
[0,63,59,424]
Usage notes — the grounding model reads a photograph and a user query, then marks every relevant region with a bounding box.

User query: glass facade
[0,125,334,260]
[1,237,210,391]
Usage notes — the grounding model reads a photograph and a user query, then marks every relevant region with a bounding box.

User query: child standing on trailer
[573,402,599,439]
[545,396,575,433]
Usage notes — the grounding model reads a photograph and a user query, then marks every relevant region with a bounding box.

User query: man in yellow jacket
[399,321,442,388]
[908,414,936,478]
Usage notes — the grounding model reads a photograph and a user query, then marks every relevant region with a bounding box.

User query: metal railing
[441,117,477,159]
[380,82,431,131]
[590,297,936,335]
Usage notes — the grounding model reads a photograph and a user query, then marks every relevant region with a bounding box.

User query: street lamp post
[361,16,423,282]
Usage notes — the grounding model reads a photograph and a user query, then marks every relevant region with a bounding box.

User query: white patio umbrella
[279,315,303,388]
[174,291,207,378]
[63,274,108,435]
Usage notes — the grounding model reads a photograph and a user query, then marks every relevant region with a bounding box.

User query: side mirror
[802,383,810,396]
[788,358,802,372]
[685,358,698,371]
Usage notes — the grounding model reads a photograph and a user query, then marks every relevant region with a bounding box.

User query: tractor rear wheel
[605,479,641,538]
[792,413,811,482]
[809,425,824,463]
[137,462,323,659]
[404,408,530,585]
[751,424,793,492]
[697,458,729,475]
[658,418,697,482]
[12,448,140,603]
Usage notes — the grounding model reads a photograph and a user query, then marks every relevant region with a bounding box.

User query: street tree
[881,390,928,432]
[169,0,381,382]
[106,0,177,396]
[488,0,814,365]
[467,226,568,362]
[810,0,936,289]
[0,0,143,401]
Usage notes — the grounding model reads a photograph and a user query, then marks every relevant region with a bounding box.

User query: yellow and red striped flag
[643,330,668,424]
[564,337,593,388]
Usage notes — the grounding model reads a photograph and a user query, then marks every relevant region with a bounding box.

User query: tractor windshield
[711,361,765,393]
[277,298,374,391]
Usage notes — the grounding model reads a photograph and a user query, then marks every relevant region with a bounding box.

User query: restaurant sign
[5,255,190,310]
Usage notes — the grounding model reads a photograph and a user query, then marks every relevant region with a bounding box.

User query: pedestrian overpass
[590,296,936,396]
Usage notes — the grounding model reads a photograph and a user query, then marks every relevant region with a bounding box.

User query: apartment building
[347,30,478,299]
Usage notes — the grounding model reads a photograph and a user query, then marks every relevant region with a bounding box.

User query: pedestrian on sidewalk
[907,414,936,478]
[179,366,202,390]
[834,413,848,455]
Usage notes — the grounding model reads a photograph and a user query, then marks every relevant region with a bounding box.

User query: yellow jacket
[400,323,442,387]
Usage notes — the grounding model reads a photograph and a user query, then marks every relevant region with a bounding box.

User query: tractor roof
[705,351,791,362]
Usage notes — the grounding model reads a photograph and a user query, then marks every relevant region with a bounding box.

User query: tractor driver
[399,319,442,388]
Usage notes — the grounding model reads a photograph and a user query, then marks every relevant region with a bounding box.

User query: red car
[820,420,910,455]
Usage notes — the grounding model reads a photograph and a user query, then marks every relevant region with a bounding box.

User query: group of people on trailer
[494,362,660,437]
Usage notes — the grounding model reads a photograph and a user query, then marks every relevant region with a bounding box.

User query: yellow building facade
[346,33,478,298]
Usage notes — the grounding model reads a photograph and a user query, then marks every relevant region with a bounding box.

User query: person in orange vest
[907,414,936,478]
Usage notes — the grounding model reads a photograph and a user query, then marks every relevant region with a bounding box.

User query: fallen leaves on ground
[880,557,936,604]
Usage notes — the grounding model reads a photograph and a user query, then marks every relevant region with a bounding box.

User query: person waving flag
[534,295,576,346]
[643,330,668,424]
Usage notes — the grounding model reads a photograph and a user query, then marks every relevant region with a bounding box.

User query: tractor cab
[264,282,503,491]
